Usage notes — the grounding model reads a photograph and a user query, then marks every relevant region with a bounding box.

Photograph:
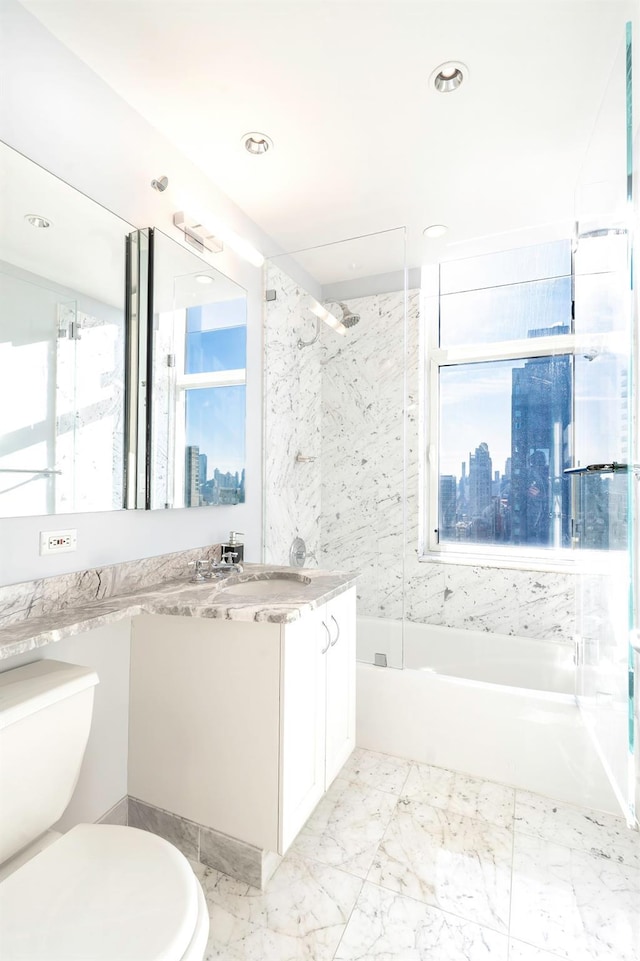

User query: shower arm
[297,319,321,350]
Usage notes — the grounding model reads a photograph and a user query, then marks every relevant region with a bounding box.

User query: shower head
[327,302,360,329]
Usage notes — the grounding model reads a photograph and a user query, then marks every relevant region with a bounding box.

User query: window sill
[419,547,625,576]
[417,548,578,575]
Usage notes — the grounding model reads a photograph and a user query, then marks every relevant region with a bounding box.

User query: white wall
[0,0,276,584]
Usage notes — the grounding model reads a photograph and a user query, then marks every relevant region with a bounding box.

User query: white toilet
[0,659,209,960]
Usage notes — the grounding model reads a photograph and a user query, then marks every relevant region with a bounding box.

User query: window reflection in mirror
[0,142,133,517]
[147,230,247,509]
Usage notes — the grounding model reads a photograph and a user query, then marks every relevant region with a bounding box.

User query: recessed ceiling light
[195,274,214,284]
[25,214,51,228]
[431,61,467,93]
[242,132,273,155]
[423,224,449,239]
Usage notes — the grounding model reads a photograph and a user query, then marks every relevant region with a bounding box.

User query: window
[424,236,629,561]
[178,300,247,507]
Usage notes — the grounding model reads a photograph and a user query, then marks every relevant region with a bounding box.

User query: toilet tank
[0,660,99,865]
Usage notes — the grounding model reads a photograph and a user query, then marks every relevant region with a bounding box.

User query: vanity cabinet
[128,587,355,855]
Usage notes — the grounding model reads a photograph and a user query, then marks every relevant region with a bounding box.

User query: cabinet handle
[320,621,331,655]
[330,615,340,647]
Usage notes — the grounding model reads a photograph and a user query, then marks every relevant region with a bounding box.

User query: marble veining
[367,798,513,934]
[290,776,399,879]
[0,559,357,660]
[510,832,640,961]
[334,881,509,961]
[264,263,323,568]
[187,748,638,961]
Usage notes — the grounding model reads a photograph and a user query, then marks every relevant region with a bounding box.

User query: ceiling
[20,0,633,282]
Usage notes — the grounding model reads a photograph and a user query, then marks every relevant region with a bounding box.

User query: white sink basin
[219,575,311,598]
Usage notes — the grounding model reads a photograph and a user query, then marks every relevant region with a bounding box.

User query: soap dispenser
[222,531,244,563]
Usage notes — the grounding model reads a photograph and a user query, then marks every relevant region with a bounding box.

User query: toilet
[0,659,209,960]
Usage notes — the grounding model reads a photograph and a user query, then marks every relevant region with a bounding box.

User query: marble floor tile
[339,747,412,795]
[402,763,515,829]
[290,776,399,878]
[367,799,513,934]
[334,880,508,961]
[514,791,640,869]
[510,832,640,961]
[200,851,362,961]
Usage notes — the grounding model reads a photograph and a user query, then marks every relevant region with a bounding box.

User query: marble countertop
[0,565,358,661]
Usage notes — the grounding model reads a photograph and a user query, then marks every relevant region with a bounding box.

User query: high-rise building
[185,445,200,507]
[439,475,457,538]
[198,453,207,488]
[468,442,493,536]
[510,333,571,546]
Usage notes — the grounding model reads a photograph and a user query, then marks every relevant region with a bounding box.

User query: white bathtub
[356,617,618,813]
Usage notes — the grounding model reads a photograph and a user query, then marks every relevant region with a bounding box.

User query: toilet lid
[0,824,199,961]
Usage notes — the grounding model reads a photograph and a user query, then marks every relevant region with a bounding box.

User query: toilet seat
[0,823,209,961]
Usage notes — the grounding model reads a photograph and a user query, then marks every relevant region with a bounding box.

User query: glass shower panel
[263,228,407,667]
[573,25,636,824]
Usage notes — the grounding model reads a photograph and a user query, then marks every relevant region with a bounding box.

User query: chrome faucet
[208,551,244,576]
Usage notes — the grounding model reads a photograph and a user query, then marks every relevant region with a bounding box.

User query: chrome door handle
[320,621,331,655]
[330,615,340,647]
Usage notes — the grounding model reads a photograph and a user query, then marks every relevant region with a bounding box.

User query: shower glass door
[263,229,408,668]
[572,23,637,824]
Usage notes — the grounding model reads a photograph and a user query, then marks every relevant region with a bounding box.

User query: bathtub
[356,617,619,813]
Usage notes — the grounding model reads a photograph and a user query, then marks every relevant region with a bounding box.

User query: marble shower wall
[263,264,322,567]
[319,288,575,643]
[320,291,410,622]
[263,271,576,644]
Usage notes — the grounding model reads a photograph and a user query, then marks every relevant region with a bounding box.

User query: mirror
[0,142,134,518]
[128,228,247,509]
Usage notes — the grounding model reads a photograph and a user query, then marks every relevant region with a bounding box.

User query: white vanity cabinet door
[278,606,327,852]
[278,587,356,852]
[324,587,356,787]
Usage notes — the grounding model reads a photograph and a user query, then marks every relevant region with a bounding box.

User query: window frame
[170,308,247,507]
[421,254,584,572]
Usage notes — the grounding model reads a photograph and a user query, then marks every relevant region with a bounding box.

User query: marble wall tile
[517,572,575,642]
[319,290,407,624]
[335,881,509,961]
[128,797,199,861]
[440,565,522,635]
[200,825,264,889]
[97,796,128,826]
[404,561,446,624]
[264,263,323,566]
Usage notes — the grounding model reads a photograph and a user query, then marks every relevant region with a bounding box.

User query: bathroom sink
[218,573,312,599]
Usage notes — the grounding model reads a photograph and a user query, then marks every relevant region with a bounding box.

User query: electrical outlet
[39,529,77,556]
